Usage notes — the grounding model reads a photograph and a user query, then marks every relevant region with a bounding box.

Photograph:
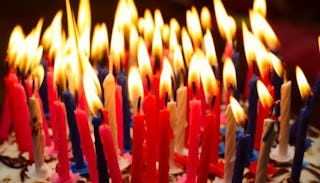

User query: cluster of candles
[0,0,320,182]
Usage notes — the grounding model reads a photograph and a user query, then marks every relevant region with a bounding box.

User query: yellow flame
[230,96,247,125]
[170,18,180,40]
[186,7,202,47]
[152,26,163,60]
[91,23,109,64]
[49,11,63,60]
[127,0,138,24]
[169,26,178,55]
[242,21,256,67]
[318,36,320,52]
[257,79,273,108]
[128,67,144,114]
[83,67,103,115]
[129,25,139,66]
[110,27,125,72]
[223,57,237,91]
[162,24,170,47]
[255,41,271,80]
[31,64,44,89]
[137,38,152,80]
[7,25,25,68]
[160,58,174,99]
[143,9,154,44]
[53,52,66,91]
[200,6,212,30]
[253,0,266,17]
[188,51,202,88]
[213,0,236,42]
[249,10,280,51]
[77,0,91,57]
[296,66,311,100]
[64,51,80,95]
[173,45,185,73]
[181,27,193,68]
[200,58,218,103]
[154,9,164,29]
[269,52,283,78]
[204,29,218,66]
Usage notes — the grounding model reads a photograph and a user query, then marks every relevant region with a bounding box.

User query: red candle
[99,118,122,183]
[211,81,221,164]
[143,93,158,182]
[75,108,99,183]
[131,112,145,183]
[0,89,11,143]
[35,91,51,147]
[53,100,71,181]
[115,84,124,154]
[186,99,201,183]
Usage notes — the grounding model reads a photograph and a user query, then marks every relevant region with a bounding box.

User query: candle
[175,85,187,153]
[115,84,124,154]
[28,96,48,178]
[167,100,176,170]
[75,109,99,183]
[128,67,145,183]
[232,134,251,183]
[211,81,221,164]
[223,57,237,105]
[39,58,50,117]
[99,119,122,183]
[270,52,283,117]
[255,119,276,183]
[62,91,87,173]
[224,105,237,183]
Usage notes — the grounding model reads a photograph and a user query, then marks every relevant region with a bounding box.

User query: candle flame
[296,66,311,100]
[129,25,139,66]
[169,25,178,54]
[91,23,109,64]
[200,6,212,30]
[186,7,202,47]
[242,21,256,67]
[128,67,144,114]
[143,9,154,44]
[203,29,218,66]
[188,50,202,89]
[53,52,66,91]
[162,24,170,47]
[47,11,63,61]
[114,0,131,37]
[154,9,164,29]
[77,0,91,57]
[152,26,163,60]
[7,25,25,68]
[249,10,280,51]
[230,96,247,126]
[181,27,193,68]
[253,0,266,17]
[255,41,271,80]
[160,58,174,100]
[31,64,44,89]
[110,26,125,72]
[137,38,153,80]
[257,79,273,108]
[200,58,218,103]
[318,36,320,52]
[269,52,283,78]
[213,0,236,42]
[170,18,180,40]
[173,45,185,74]
[223,57,237,91]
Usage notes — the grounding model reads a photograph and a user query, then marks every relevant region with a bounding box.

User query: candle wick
[137,96,141,114]
[165,92,169,108]
[75,90,79,105]
[154,55,161,74]
[146,75,151,91]
[244,119,248,135]
[211,96,216,110]
[57,83,62,100]
[192,81,196,97]
[32,79,36,96]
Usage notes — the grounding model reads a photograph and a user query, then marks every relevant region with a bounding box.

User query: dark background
[0,0,320,127]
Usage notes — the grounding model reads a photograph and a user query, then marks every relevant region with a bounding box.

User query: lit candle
[270,52,283,117]
[186,6,203,48]
[223,57,237,105]
[115,84,124,154]
[128,67,145,183]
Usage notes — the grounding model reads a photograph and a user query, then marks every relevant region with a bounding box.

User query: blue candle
[232,134,251,183]
[232,50,241,100]
[39,58,50,118]
[92,115,110,183]
[246,75,258,160]
[117,71,132,153]
[271,68,283,117]
[290,74,320,182]
[62,91,88,174]
[97,65,108,104]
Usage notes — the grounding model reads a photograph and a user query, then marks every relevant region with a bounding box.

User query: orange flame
[128,67,144,114]
[200,57,218,103]
[160,58,174,100]
[152,26,163,60]
[203,29,218,66]
[269,52,283,78]
[230,96,247,126]
[77,0,91,57]
[253,0,266,17]
[201,6,212,30]
[91,23,109,64]
[223,57,237,91]
[181,27,193,68]
[296,66,311,100]
[110,27,125,72]
[257,79,273,108]
[137,38,152,80]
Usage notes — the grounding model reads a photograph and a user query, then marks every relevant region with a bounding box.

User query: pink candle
[254,101,269,150]
[186,99,201,183]
[115,84,124,154]
[158,108,172,183]
[131,112,145,183]
[35,91,51,146]
[99,120,122,183]
[143,93,158,182]
[75,108,99,183]
[53,100,71,181]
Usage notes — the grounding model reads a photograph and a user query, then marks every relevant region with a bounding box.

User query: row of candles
[0,0,320,182]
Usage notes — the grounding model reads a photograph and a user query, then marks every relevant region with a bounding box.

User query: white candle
[255,119,276,183]
[279,80,291,157]
[167,100,176,169]
[224,105,237,183]
[103,73,119,156]
[175,86,187,153]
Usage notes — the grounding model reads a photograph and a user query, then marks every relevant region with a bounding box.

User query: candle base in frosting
[270,144,295,163]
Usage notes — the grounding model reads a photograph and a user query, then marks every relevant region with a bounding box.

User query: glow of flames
[152,26,163,60]
[154,9,164,29]
[200,57,218,103]
[137,38,153,80]
[253,0,266,17]
[170,18,180,40]
[128,67,144,114]
[255,41,271,80]
[173,45,185,74]
[31,64,44,89]
[296,66,311,101]
[223,57,237,91]
[162,24,170,47]
[186,7,202,47]
[200,6,212,30]
[129,25,139,66]
[269,52,283,78]
[143,9,154,44]
[257,79,273,108]
[188,51,202,89]
[91,23,109,64]
[249,10,280,51]
[169,25,178,54]
[77,0,91,57]
[110,26,125,72]
[242,21,256,67]
[7,25,25,68]
[160,58,174,100]
[230,96,247,126]
[181,27,193,68]
[204,29,218,66]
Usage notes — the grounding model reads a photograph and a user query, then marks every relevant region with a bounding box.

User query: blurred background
[0,0,319,127]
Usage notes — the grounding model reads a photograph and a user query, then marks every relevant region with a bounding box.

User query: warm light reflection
[152,26,163,60]
[128,67,144,114]
[91,23,109,64]
[200,58,218,103]
[257,79,273,108]
[253,0,266,17]
[137,38,153,80]
[230,96,247,126]
[269,52,283,78]
[223,57,237,91]
[110,27,125,72]
[160,58,174,100]
[296,66,311,101]
[181,27,193,68]
[77,0,91,57]
[203,29,217,66]
[249,10,280,51]
[83,68,103,115]
[200,6,211,30]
